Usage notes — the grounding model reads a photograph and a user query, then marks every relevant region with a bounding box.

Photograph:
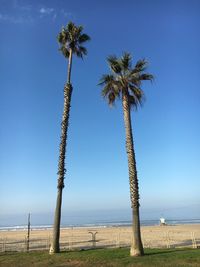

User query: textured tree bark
[50,49,73,254]
[122,91,144,256]
[67,50,72,84]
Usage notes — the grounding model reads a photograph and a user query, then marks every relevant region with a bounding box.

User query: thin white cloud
[38,7,72,21]
[0,3,72,24]
[39,7,54,15]
[0,2,33,24]
[61,9,72,18]
[0,13,27,24]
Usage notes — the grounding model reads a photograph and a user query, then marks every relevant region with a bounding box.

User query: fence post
[165,232,171,248]
[26,213,31,252]
[0,239,2,253]
[116,232,120,248]
[88,231,98,248]
[115,235,118,248]
[24,236,27,252]
[68,237,71,251]
[2,238,7,252]
[191,232,197,249]
[142,238,145,248]
[46,234,51,250]
[46,237,49,250]
[68,236,73,251]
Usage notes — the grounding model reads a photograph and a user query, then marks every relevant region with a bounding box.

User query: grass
[0,248,200,267]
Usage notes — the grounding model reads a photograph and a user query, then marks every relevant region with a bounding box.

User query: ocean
[1,218,200,232]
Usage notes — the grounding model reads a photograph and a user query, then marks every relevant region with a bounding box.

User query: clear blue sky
[0,0,200,224]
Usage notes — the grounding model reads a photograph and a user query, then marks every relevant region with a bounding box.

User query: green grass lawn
[0,248,200,267]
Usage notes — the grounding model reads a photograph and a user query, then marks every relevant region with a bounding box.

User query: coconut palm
[50,22,90,254]
[99,52,153,256]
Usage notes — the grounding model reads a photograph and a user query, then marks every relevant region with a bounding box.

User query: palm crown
[57,22,90,58]
[99,52,153,109]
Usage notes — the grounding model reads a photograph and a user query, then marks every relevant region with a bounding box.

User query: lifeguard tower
[159,217,166,226]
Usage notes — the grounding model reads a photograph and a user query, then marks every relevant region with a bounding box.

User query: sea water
[1,218,200,232]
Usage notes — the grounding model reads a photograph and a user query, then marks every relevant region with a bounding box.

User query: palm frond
[57,29,69,45]
[128,85,145,109]
[79,46,88,56]
[57,31,64,44]
[128,72,141,86]
[101,84,111,97]
[107,55,122,74]
[102,83,120,98]
[128,95,138,109]
[120,52,132,70]
[139,73,154,82]
[67,21,75,33]
[78,34,91,43]
[77,25,83,35]
[59,46,70,58]
[108,92,117,105]
[129,85,144,99]
[98,74,115,86]
[99,74,120,105]
[75,46,87,58]
[134,59,148,72]
[129,94,144,110]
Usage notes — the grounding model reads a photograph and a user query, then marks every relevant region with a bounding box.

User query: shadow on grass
[1,247,195,258]
[55,247,193,256]
[59,247,107,254]
[145,248,192,256]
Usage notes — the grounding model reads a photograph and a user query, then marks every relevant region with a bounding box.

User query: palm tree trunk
[50,49,73,254]
[67,49,73,84]
[122,91,144,257]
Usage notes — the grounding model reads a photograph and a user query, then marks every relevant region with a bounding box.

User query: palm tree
[50,22,90,254]
[99,52,153,256]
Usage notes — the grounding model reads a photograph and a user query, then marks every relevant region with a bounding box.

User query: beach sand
[0,224,200,252]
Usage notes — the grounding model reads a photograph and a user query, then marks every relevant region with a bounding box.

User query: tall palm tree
[99,52,153,256]
[50,22,90,254]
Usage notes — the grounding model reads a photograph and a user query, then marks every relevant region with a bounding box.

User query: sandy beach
[0,224,200,252]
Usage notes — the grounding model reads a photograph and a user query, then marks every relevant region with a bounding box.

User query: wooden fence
[0,228,199,253]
